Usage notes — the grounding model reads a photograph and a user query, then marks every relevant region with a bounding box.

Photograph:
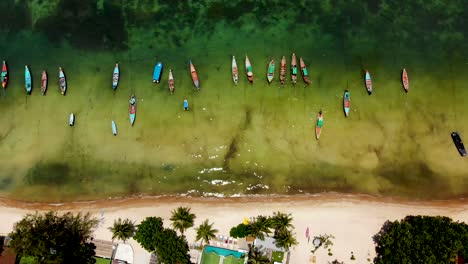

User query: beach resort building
[253,236,287,264]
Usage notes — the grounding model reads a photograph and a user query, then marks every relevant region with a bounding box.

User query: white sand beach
[1,195,467,263]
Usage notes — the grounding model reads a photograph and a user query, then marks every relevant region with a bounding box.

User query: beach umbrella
[306,227,310,238]
[243,217,249,225]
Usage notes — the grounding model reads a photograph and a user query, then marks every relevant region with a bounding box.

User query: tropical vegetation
[108,218,135,243]
[134,216,191,264]
[170,206,196,236]
[195,219,218,246]
[247,246,270,264]
[373,215,468,264]
[8,211,98,264]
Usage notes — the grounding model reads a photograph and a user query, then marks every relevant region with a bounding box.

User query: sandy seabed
[1,194,467,263]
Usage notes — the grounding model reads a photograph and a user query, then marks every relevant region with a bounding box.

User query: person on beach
[183,99,189,111]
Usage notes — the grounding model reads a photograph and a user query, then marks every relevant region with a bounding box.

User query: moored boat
[112,120,117,136]
[299,57,310,85]
[168,69,175,94]
[232,56,238,85]
[365,70,372,95]
[291,53,298,84]
[190,60,200,90]
[451,132,467,157]
[280,56,286,85]
[58,67,67,95]
[245,55,253,83]
[25,66,32,94]
[267,59,275,83]
[1,61,8,89]
[343,90,351,117]
[129,95,136,126]
[112,63,119,90]
[41,70,47,95]
[315,111,324,140]
[153,62,163,83]
[402,68,409,92]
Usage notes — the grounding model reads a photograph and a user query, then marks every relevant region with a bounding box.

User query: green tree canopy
[247,246,270,264]
[270,211,294,238]
[195,219,218,246]
[248,215,272,240]
[9,211,98,264]
[373,215,468,264]
[134,216,191,264]
[170,206,196,235]
[108,218,135,243]
[230,223,251,238]
[274,229,298,251]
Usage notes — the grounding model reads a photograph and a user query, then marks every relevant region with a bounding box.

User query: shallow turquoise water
[0,1,467,201]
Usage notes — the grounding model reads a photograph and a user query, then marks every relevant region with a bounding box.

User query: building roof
[94,239,115,258]
[0,246,16,264]
[253,237,285,252]
[112,243,134,264]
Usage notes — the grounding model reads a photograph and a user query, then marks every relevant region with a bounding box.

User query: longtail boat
[451,132,467,156]
[267,59,275,84]
[112,63,119,90]
[343,90,351,117]
[189,60,199,90]
[2,61,8,89]
[245,55,253,83]
[299,58,310,85]
[280,56,286,85]
[25,66,32,94]
[365,70,372,95]
[291,53,298,84]
[168,69,175,94]
[402,68,409,92]
[232,56,238,85]
[58,67,67,95]
[153,62,163,83]
[41,70,47,95]
[315,111,324,140]
[112,121,117,136]
[129,95,136,126]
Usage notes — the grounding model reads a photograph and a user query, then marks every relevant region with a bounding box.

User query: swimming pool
[204,246,244,258]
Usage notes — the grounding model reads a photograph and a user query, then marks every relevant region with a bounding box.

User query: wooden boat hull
[1,61,8,89]
[113,64,119,90]
[267,59,275,83]
[112,121,117,136]
[190,60,199,89]
[280,56,286,85]
[168,69,175,94]
[315,112,323,140]
[245,56,253,83]
[59,67,67,95]
[451,132,467,156]
[299,57,310,85]
[129,95,136,125]
[232,56,238,85]
[402,68,409,92]
[343,90,351,117]
[365,71,372,95]
[291,53,297,84]
[153,62,163,83]
[25,66,32,94]
[41,70,47,95]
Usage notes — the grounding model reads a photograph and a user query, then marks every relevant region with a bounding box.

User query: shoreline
[1,193,467,263]
[1,192,467,211]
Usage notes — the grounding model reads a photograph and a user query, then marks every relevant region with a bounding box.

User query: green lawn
[201,251,220,264]
[95,257,111,264]
[271,251,284,263]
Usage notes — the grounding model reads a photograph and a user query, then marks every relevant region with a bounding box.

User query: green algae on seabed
[0,0,468,201]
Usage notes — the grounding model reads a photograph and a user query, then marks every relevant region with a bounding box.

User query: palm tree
[247,246,270,264]
[195,219,218,246]
[170,206,196,235]
[248,215,271,240]
[108,218,135,243]
[274,229,298,251]
[270,211,294,238]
